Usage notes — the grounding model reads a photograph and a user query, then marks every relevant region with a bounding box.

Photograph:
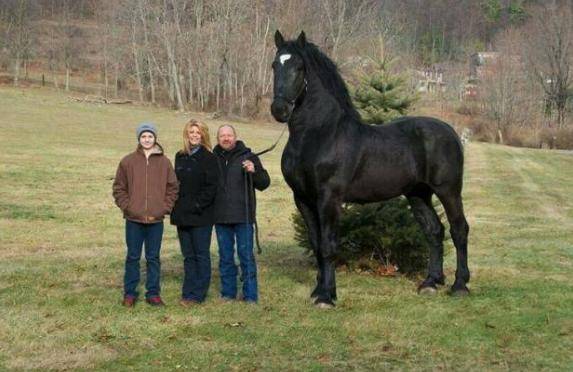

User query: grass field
[1,86,572,370]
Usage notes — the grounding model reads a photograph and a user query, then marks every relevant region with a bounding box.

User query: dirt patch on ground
[0,74,36,87]
[0,75,13,85]
[7,344,118,370]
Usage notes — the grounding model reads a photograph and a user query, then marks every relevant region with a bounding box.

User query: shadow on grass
[258,241,316,284]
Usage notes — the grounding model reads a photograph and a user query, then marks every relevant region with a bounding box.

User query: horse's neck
[290,76,343,130]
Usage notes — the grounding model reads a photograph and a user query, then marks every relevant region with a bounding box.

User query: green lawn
[1,87,572,370]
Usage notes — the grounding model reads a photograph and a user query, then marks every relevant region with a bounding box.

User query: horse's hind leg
[436,191,470,296]
[407,192,446,295]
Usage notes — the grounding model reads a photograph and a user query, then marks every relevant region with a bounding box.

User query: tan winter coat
[112,144,179,224]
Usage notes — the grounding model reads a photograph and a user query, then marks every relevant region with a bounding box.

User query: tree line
[0,0,571,129]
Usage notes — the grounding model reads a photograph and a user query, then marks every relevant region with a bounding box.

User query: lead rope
[253,124,288,157]
[245,124,288,255]
[249,173,262,254]
[243,167,261,254]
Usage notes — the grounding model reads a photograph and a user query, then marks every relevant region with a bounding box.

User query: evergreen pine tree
[352,59,417,124]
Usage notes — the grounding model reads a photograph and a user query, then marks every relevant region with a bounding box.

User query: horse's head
[271,30,307,123]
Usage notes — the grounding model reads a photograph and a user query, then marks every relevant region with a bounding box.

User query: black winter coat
[213,141,270,224]
[170,146,219,226]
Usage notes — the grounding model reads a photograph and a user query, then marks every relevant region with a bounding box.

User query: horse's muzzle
[271,98,293,123]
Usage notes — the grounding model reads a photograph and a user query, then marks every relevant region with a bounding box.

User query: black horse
[271,31,470,308]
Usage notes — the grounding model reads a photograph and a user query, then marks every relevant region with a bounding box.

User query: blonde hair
[182,119,212,153]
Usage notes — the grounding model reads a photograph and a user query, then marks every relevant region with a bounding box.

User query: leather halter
[274,77,308,106]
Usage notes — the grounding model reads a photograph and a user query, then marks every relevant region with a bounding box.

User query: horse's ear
[275,30,285,48]
[296,31,307,47]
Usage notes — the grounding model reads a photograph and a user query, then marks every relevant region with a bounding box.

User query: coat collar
[213,140,250,157]
[137,143,164,156]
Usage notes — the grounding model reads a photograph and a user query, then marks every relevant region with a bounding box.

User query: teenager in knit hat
[136,122,157,140]
[112,122,179,307]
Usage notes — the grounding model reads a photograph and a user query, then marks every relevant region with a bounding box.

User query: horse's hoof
[449,286,470,297]
[315,301,335,309]
[418,286,438,296]
[314,297,335,309]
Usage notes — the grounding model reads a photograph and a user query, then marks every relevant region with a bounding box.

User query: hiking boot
[122,295,137,308]
[146,296,165,306]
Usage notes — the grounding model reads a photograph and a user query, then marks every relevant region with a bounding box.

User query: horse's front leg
[294,196,323,299]
[314,193,342,308]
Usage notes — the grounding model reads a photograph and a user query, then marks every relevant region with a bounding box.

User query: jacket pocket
[125,198,135,217]
[126,198,145,220]
[149,203,168,220]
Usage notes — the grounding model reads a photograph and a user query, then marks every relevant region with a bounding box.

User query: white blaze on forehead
[279,54,292,65]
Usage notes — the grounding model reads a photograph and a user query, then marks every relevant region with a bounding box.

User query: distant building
[415,65,447,94]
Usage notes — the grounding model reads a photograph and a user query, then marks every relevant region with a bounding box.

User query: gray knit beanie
[136,122,157,140]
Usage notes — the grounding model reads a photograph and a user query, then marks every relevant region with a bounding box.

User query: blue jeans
[177,225,213,302]
[215,223,258,302]
[124,220,163,299]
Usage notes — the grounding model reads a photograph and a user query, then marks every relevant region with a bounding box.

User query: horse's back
[369,116,464,191]
[384,116,462,147]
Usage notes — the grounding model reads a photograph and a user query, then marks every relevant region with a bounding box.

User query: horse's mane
[285,41,361,122]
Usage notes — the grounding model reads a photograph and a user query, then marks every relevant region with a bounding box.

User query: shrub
[292,198,436,275]
[467,117,498,143]
[539,127,573,150]
[503,127,540,148]
[456,102,481,116]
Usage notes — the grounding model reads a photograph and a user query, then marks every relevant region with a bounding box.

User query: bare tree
[54,0,84,91]
[318,0,374,62]
[526,3,572,128]
[3,0,35,86]
[137,0,158,103]
[96,2,121,99]
[480,29,530,143]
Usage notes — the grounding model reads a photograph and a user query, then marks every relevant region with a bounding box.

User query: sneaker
[122,295,137,308]
[146,296,165,306]
[179,298,200,307]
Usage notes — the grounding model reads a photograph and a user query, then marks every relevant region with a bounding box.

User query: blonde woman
[170,120,219,306]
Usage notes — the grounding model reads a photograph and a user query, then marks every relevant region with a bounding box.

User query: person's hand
[242,160,255,173]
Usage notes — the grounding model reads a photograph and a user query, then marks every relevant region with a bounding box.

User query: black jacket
[170,146,219,226]
[213,141,270,224]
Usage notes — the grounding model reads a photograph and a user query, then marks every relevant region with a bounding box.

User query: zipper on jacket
[145,156,149,221]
